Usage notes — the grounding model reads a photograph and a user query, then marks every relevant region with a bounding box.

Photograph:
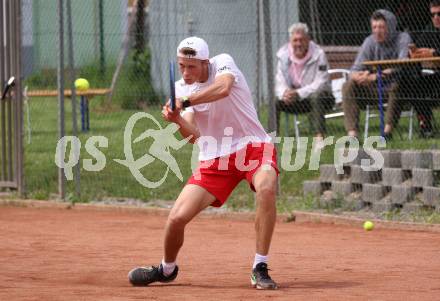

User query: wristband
[182,96,191,108]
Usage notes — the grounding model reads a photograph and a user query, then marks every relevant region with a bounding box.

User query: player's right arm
[162,104,200,144]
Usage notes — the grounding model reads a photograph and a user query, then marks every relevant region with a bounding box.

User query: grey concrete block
[351,165,381,184]
[382,168,406,186]
[432,151,440,171]
[351,183,363,192]
[303,180,322,197]
[380,150,401,168]
[401,151,432,170]
[331,181,352,197]
[350,166,363,184]
[362,183,385,203]
[412,169,434,188]
[372,199,393,212]
[422,187,440,207]
[319,164,339,182]
[340,166,351,180]
[391,185,415,204]
[367,170,381,183]
[402,201,424,213]
[353,148,371,166]
[339,147,369,166]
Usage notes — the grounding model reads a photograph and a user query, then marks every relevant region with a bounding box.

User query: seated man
[275,22,334,141]
[399,0,440,137]
[342,9,412,139]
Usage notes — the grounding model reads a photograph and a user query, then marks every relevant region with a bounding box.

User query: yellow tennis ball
[74,78,90,91]
[363,221,374,231]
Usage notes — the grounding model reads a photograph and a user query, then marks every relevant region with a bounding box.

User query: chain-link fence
[10,0,440,203]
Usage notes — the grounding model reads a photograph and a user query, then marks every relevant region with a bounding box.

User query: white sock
[161,259,176,276]
[253,253,268,269]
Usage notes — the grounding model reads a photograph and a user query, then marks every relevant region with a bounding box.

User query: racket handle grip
[169,62,176,111]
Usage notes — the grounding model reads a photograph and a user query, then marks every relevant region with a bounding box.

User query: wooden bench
[323,46,359,71]
[25,88,111,132]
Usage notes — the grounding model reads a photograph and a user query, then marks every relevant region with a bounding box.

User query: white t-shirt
[175,53,271,161]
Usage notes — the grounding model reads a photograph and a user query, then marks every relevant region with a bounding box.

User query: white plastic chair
[327,68,350,108]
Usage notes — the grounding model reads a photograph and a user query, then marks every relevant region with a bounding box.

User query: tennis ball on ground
[74,78,90,91]
[363,220,374,231]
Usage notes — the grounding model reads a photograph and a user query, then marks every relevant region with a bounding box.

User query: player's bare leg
[128,184,215,286]
[163,184,216,262]
[251,165,278,290]
[253,166,277,255]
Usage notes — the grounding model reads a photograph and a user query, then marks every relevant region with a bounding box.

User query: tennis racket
[169,61,176,111]
[1,76,16,100]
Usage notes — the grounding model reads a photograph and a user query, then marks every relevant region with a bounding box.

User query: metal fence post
[66,0,80,199]
[14,0,24,196]
[0,0,6,182]
[57,0,66,200]
[262,0,276,133]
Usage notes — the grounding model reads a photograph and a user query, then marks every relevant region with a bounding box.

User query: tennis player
[128,37,279,290]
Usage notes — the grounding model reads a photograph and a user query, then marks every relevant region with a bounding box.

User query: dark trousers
[276,91,334,135]
[396,71,440,129]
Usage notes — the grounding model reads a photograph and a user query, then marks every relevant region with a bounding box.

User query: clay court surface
[1,205,440,301]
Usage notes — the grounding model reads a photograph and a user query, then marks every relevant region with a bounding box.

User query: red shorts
[187,142,279,207]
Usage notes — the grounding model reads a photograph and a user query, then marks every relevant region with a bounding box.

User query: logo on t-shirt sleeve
[217,65,231,73]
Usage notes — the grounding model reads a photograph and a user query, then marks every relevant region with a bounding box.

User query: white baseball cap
[177,36,209,60]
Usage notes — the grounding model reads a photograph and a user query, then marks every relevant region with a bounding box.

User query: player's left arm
[179,73,235,106]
